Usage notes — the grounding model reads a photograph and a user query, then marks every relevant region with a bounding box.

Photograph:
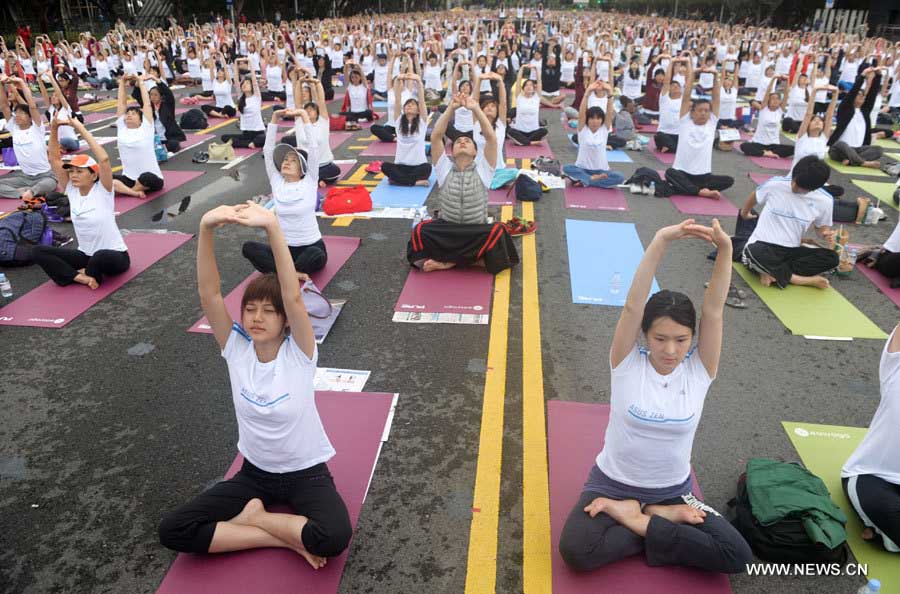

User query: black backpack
[179,108,208,130]
[0,210,50,266]
[728,473,848,565]
[513,174,542,201]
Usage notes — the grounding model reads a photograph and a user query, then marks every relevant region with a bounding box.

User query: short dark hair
[241,273,286,323]
[125,105,142,117]
[691,98,711,111]
[585,106,605,121]
[451,131,475,146]
[791,155,830,192]
[12,103,29,116]
[641,290,696,336]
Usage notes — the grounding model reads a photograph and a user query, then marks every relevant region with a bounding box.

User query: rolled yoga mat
[783,421,900,594]
[392,266,493,324]
[157,390,396,594]
[0,232,193,329]
[189,235,361,334]
[566,220,659,306]
[564,185,628,211]
[548,400,734,594]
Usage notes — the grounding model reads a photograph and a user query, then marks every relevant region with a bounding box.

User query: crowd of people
[1,4,899,579]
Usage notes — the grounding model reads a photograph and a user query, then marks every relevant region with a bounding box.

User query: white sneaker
[629,184,642,194]
[642,184,653,195]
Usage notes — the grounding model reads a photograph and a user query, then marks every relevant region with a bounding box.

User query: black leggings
[740,142,794,158]
[221,129,266,149]
[381,162,432,186]
[319,162,341,184]
[664,168,734,196]
[843,475,900,552]
[875,249,900,280]
[201,104,236,118]
[260,90,286,102]
[507,126,548,145]
[242,239,328,274]
[781,117,802,134]
[340,109,374,123]
[158,459,352,557]
[190,89,214,98]
[370,124,396,142]
[742,240,839,288]
[654,131,679,152]
[607,134,627,149]
[559,490,752,573]
[32,246,130,286]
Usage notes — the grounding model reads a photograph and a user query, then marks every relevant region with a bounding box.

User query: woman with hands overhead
[559,218,752,575]
[112,74,165,198]
[381,72,432,187]
[562,79,624,189]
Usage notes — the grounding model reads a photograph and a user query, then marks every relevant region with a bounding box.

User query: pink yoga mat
[564,185,628,211]
[74,137,115,154]
[748,155,791,170]
[393,267,493,316]
[83,111,117,124]
[0,232,193,328]
[488,187,515,206]
[748,172,773,186]
[115,171,206,215]
[650,138,676,164]
[157,390,394,594]
[360,141,397,157]
[548,400,734,594]
[637,123,658,134]
[670,195,738,217]
[856,263,900,308]
[189,235,361,334]
[505,140,553,159]
[329,131,353,150]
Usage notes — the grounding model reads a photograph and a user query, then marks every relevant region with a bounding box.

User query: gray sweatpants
[559,491,753,574]
[828,141,884,167]
[0,171,59,199]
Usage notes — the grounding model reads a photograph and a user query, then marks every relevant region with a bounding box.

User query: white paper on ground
[393,311,490,324]
[318,206,420,219]
[313,367,371,392]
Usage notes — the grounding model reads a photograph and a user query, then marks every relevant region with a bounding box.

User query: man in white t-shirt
[740,156,839,290]
[0,76,58,201]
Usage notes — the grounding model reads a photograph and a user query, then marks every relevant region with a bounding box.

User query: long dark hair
[641,290,696,336]
[398,99,420,136]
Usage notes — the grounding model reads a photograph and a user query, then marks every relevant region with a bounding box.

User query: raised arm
[313,77,329,119]
[14,79,43,126]
[70,118,113,192]
[48,115,68,185]
[661,56,674,96]
[679,59,693,117]
[392,74,404,121]
[823,85,838,137]
[710,67,721,116]
[697,219,732,378]
[116,74,130,116]
[197,205,242,350]
[604,82,615,128]
[468,95,496,169]
[135,75,154,123]
[430,93,459,164]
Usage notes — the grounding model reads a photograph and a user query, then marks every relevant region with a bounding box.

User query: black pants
[832,197,860,222]
[242,239,328,274]
[559,491,752,574]
[190,90,214,98]
[201,104,236,118]
[158,460,352,557]
[370,124,396,142]
[260,90,286,102]
[607,134,627,149]
[781,117,802,134]
[742,240,839,288]
[875,250,900,280]
[319,162,342,184]
[814,101,830,115]
[740,142,794,158]
[340,109,373,123]
[222,129,266,149]
[32,246,130,286]
[825,184,845,198]
[507,126,548,145]
[654,131,679,152]
[381,162,432,186]
[114,172,165,193]
[828,142,883,167]
[843,475,900,552]
[664,168,734,196]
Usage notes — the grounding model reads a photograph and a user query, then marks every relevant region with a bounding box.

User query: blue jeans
[563,164,625,189]
[59,137,80,152]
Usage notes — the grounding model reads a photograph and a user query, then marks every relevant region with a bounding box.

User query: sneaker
[883,162,900,176]
[641,184,653,195]
[629,184,643,194]
[503,217,537,236]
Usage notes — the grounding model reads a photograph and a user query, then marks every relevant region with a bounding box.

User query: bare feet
[862,160,881,169]
[590,173,609,182]
[584,497,649,536]
[645,503,707,525]
[248,142,256,149]
[762,150,778,158]
[842,159,851,166]
[415,179,430,186]
[791,274,830,289]
[759,272,776,287]
[20,190,34,202]
[231,499,327,570]
[659,146,670,153]
[698,188,722,200]
[73,272,99,290]
[422,259,457,272]
[297,272,310,283]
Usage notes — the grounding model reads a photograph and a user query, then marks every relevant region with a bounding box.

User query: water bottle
[0,273,11,298]
[856,578,881,594]
[411,209,422,229]
[610,272,622,295]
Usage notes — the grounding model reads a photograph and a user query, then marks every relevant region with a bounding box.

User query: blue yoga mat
[373,100,388,109]
[566,220,660,306]
[567,134,632,163]
[369,173,437,208]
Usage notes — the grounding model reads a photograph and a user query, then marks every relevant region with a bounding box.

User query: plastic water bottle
[411,209,422,229]
[846,246,858,268]
[856,578,881,594]
[610,272,622,295]
[0,273,11,298]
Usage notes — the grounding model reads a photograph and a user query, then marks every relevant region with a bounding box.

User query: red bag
[329,115,347,131]
[322,185,372,215]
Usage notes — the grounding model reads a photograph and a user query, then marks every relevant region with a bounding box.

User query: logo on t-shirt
[627,404,694,424]
[240,387,291,408]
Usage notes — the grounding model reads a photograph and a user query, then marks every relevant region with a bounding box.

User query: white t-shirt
[240,95,265,132]
[884,218,900,253]
[265,65,284,92]
[264,123,321,246]
[373,63,389,92]
[752,107,784,145]
[9,120,51,176]
[49,106,78,142]
[672,114,717,176]
[657,93,682,135]
[786,86,808,120]
[473,120,505,170]
[222,325,334,474]
[435,153,494,187]
[423,63,443,91]
[394,116,427,166]
[719,87,737,120]
[512,93,540,132]
[839,109,866,148]
[295,118,334,166]
[621,71,643,99]
[596,345,713,489]
[842,328,900,484]
[213,79,235,108]
[560,59,576,83]
[747,177,833,248]
[68,181,127,256]
[791,133,827,170]
[754,76,773,102]
[744,62,763,89]
[347,84,368,113]
[116,117,162,180]
[575,125,610,171]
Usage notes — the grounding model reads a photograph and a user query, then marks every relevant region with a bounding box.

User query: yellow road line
[112,165,122,173]
[521,201,552,593]
[465,204,513,594]
[347,145,367,150]
[336,180,378,187]
[331,216,356,226]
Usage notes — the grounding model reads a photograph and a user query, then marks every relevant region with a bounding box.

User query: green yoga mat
[826,158,890,178]
[734,263,887,339]
[852,180,900,212]
[873,137,900,151]
[784,422,900,593]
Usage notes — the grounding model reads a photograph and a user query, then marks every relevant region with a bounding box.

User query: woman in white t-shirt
[338,62,375,128]
[158,200,350,569]
[288,77,342,185]
[112,75,164,198]
[221,59,267,149]
[781,68,812,134]
[259,51,287,102]
[0,76,58,201]
[739,75,795,159]
[792,82,844,197]
[559,218,752,575]
[33,115,129,289]
[562,80,625,189]
[653,57,686,153]
[37,73,80,152]
[473,71,508,179]
[840,323,900,554]
[381,73,432,187]
[508,64,548,145]
[200,57,237,119]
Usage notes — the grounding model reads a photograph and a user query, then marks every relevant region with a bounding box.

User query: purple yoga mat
[0,232,193,329]
[649,138,676,164]
[393,267,493,316]
[360,141,397,157]
[74,137,115,154]
[748,172,774,186]
[83,111,118,124]
[857,263,900,308]
[505,140,554,159]
[188,235,361,334]
[156,390,394,594]
[115,171,206,215]
[564,185,628,211]
[548,400,734,594]
[0,169,10,175]
[748,155,791,170]
[329,131,353,150]
[669,195,738,217]
[488,187,515,206]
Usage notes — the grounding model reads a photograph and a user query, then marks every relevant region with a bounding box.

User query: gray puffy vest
[438,161,488,225]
